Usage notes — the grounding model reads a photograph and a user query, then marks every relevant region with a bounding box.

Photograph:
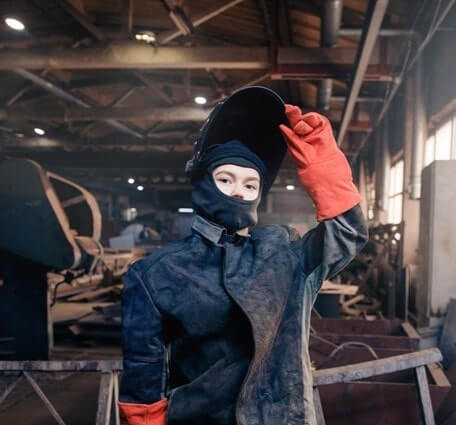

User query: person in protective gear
[117,87,368,425]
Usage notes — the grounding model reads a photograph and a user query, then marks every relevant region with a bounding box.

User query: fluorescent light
[178,208,194,214]
[128,178,135,184]
[137,185,144,191]
[5,17,25,31]
[194,96,207,105]
[286,185,295,191]
[34,127,45,136]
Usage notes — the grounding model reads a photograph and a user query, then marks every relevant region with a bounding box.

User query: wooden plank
[23,372,67,425]
[51,302,115,323]
[313,388,326,425]
[0,375,21,404]
[313,348,442,386]
[0,360,123,372]
[311,318,403,335]
[65,285,121,302]
[313,333,419,349]
[415,365,436,425]
[426,362,451,387]
[320,280,359,295]
[113,372,120,425]
[401,322,420,340]
[96,373,114,425]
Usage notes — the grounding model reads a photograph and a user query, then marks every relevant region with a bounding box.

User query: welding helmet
[185,86,288,195]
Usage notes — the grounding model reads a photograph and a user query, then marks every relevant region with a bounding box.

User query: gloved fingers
[279,124,312,164]
[293,120,314,136]
[284,104,303,128]
[301,112,325,129]
[279,124,298,146]
[279,124,310,151]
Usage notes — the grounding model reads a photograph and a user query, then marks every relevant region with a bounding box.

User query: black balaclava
[191,140,267,234]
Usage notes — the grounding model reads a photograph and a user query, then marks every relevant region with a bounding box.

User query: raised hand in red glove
[118,399,167,425]
[279,104,361,221]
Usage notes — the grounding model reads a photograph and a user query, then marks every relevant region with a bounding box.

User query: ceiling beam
[157,0,246,44]
[1,106,211,121]
[5,150,189,168]
[53,0,105,41]
[0,45,382,70]
[12,69,144,138]
[2,106,366,124]
[337,0,389,146]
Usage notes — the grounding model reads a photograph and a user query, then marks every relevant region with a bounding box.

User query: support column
[374,120,390,223]
[402,62,426,318]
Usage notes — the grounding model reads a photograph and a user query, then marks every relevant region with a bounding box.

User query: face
[212,164,261,201]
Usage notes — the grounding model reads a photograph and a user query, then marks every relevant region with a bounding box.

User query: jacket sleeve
[118,265,168,425]
[290,204,368,295]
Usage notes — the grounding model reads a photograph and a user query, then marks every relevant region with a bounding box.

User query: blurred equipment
[0,157,141,359]
[309,316,450,425]
[417,161,456,327]
[334,222,407,320]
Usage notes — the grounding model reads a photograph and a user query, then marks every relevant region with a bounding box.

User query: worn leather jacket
[119,205,368,425]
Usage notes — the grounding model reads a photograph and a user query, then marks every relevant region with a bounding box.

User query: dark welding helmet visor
[185,86,288,195]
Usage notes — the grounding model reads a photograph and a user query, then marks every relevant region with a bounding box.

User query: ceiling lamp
[286,185,295,191]
[135,31,156,43]
[34,127,45,136]
[137,185,144,191]
[128,178,135,184]
[5,17,25,31]
[194,96,207,105]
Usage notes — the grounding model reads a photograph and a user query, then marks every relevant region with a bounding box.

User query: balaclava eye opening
[191,140,266,234]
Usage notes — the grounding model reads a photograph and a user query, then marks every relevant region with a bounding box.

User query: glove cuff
[118,399,168,425]
[297,151,362,221]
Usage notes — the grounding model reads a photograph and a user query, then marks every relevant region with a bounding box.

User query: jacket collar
[191,214,250,245]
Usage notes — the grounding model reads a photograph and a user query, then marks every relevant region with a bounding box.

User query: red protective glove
[279,104,361,221]
[118,399,167,425]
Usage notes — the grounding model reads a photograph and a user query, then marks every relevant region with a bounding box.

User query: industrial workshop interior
[1,0,456,424]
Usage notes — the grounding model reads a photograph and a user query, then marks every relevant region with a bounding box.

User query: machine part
[0,158,82,270]
[418,161,456,325]
[0,250,51,360]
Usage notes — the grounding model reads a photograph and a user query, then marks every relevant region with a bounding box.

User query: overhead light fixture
[194,96,207,105]
[178,208,194,214]
[286,185,295,191]
[5,17,25,31]
[137,185,144,191]
[135,31,156,43]
[128,178,135,184]
[34,127,45,136]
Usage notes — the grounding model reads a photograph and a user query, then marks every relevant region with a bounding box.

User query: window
[388,160,404,224]
[435,120,452,160]
[424,118,455,166]
[424,135,435,167]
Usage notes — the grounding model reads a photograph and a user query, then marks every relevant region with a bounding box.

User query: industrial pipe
[410,57,425,200]
[317,0,343,111]
[321,0,343,47]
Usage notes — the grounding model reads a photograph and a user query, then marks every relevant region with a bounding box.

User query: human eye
[216,175,232,184]
[245,183,258,191]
